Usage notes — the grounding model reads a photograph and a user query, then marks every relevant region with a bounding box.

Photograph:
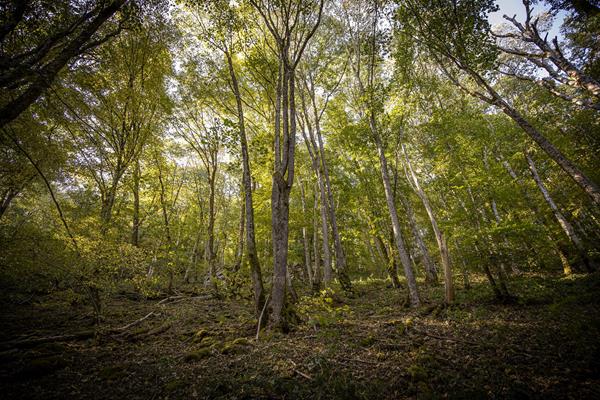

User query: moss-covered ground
[1,272,599,399]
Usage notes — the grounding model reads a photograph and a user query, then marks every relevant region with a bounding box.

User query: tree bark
[403,145,454,303]
[526,151,597,271]
[371,128,420,306]
[458,64,600,205]
[131,159,140,247]
[298,177,314,286]
[400,193,438,284]
[306,82,352,292]
[225,50,264,314]
[206,163,219,295]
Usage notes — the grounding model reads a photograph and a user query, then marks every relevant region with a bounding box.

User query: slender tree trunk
[499,154,577,275]
[403,145,453,303]
[463,66,600,205]
[400,193,438,284]
[225,50,264,314]
[526,151,597,271]
[100,179,119,230]
[184,232,201,283]
[350,6,419,305]
[298,177,314,286]
[0,188,19,220]
[131,159,140,246]
[373,234,389,278]
[312,102,352,292]
[312,184,322,291]
[453,238,470,289]
[206,167,219,295]
[371,126,420,306]
[299,100,333,286]
[234,196,245,272]
[386,231,402,288]
[157,160,174,294]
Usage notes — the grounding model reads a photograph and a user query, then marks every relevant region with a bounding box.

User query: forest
[0,0,599,398]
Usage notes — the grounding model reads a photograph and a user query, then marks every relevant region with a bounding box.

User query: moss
[164,378,187,392]
[359,335,376,347]
[197,335,217,347]
[220,338,253,355]
[407,364,428,381]
[231,337,252,346]
[98,365,128,380]
[191,329,211,343]
[184,348,212,362]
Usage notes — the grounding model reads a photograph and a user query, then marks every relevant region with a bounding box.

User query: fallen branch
[157,295,184,305]
[289,360,313,380]
[0,330,95,349]
[115,312,156,331]
[134,323,172,340]
[256,293,270,340]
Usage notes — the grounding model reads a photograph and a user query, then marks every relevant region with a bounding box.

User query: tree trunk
[225,50,264,314]
[400,194,438,284]
[464,66,600,205]
[371,125,420,306]
[298,177,314,286]
[131,159,140,247]
[403,145,453,303]
[206,166,219,295]
[299,100,333,286]
[311,97,352,292]
[526,151,597,271]
[157,160,174,294]
[234,196,245,272]
[385,231,402,289]
[312,186,322,291]
[184,232,201,283]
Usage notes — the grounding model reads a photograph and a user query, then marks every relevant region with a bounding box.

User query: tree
[397,0,600,205]
[344,0,420,306]
[183,0,266,315]
[249,0,325,330]
[0,0,130,128]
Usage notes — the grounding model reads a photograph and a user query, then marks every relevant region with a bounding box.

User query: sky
[488,0,566,40]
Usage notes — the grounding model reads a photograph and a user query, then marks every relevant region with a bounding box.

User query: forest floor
[1,272,599,400]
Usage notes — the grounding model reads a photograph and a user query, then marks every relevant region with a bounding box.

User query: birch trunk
[403,145,454,303]
[371,127,420,306]
[400,193,438,284]
[298,177,314,286]
[131,159,140,247]
[312,187,322,291]
[526,151,597,272]
[225,50,264,314]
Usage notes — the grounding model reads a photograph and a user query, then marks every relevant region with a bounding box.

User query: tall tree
[0,0,130,128]
[249,0,324,330]
[345,0,420,306]
[397,0,600,205]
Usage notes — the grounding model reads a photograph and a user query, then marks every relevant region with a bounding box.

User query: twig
[157,295,184,305]
[256,294,270,340]
[115,312,156,331]
[289,360,313,380]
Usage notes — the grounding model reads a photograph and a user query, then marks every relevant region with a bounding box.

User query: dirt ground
[1,272,599,399]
